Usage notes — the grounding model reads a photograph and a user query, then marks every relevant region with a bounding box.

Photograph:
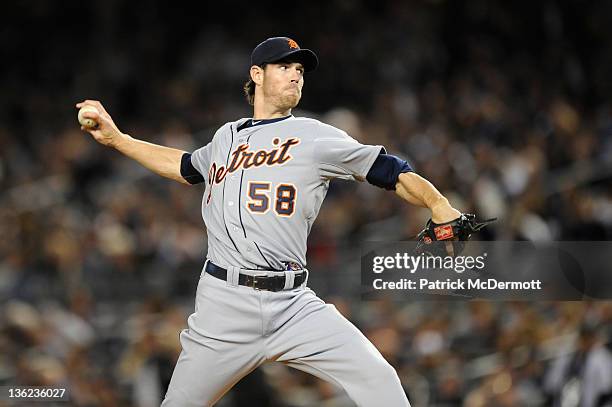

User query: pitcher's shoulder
[290,117,320,124]
[210,119,250,140]
[290,117,346,137]
[217,118,251,133]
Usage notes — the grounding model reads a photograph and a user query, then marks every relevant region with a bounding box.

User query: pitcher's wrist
[430,197,450,213]
[112,132,133,150]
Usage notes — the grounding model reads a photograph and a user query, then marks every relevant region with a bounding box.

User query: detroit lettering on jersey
[189,116,384,270]
[207,137,300,204]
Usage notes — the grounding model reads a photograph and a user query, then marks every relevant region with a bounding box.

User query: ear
[250,65,264,86]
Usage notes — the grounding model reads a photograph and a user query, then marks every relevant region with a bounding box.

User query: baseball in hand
[78,106,99,129]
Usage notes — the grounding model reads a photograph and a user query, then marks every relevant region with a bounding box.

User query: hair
[243,78,256,106]
[243,64,267,106]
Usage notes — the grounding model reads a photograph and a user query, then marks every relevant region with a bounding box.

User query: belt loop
[201,259,210,279]
[301,269,309,287]
[284,269,295,290]
[227,266,239,287]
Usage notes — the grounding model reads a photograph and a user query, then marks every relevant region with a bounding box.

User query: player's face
[262,62,304,110]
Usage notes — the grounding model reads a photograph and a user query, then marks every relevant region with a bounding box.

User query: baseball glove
[415,214,497,257]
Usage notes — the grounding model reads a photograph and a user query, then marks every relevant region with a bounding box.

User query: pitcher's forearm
[395,172,447,209]
[114,134,189,184]
[396,172,460,223]
[396,180,428,207]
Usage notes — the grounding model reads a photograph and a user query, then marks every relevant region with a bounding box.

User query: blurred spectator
[544,323,612,407]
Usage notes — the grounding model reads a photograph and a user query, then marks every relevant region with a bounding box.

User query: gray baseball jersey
[190,115,384,271]
[163,115,411,407]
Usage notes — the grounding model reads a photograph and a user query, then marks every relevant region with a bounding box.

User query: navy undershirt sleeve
[181,153,205,184]
[366,153,414,190]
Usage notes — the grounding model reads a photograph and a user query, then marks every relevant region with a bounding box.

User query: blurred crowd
[1,1,612,406]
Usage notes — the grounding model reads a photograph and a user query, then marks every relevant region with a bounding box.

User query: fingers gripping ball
[415,214,497,257]
[78,106,99,129]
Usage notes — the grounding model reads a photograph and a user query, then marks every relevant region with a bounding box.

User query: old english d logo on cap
[287,39,299,49]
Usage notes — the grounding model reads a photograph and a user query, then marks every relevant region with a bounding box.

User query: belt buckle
[246,275,261,291]
[248,275,262,291]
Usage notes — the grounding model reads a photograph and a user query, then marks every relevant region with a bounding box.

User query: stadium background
[1,1,611,406]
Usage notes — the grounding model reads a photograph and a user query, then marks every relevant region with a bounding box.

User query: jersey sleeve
[313,122,385,181]
[190,142,212,180]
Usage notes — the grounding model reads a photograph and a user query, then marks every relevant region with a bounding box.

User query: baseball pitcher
[77,37,469,407]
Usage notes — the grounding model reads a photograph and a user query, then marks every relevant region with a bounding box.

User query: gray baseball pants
[161,264,410,406]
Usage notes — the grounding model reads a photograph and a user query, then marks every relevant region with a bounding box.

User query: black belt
[205,261,307,292]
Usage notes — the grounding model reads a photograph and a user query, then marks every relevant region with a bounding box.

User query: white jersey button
[228,201,234,206]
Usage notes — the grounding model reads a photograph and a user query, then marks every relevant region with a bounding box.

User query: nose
[289,67,302,82]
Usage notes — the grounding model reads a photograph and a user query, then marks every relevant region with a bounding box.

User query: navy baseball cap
[251,37,318,72]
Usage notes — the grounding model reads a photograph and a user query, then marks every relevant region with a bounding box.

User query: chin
[280,94,301,110]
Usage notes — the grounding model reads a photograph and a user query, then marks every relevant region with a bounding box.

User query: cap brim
[273,49,319,72]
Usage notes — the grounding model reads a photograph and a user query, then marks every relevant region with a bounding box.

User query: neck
[253,97,291,120]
